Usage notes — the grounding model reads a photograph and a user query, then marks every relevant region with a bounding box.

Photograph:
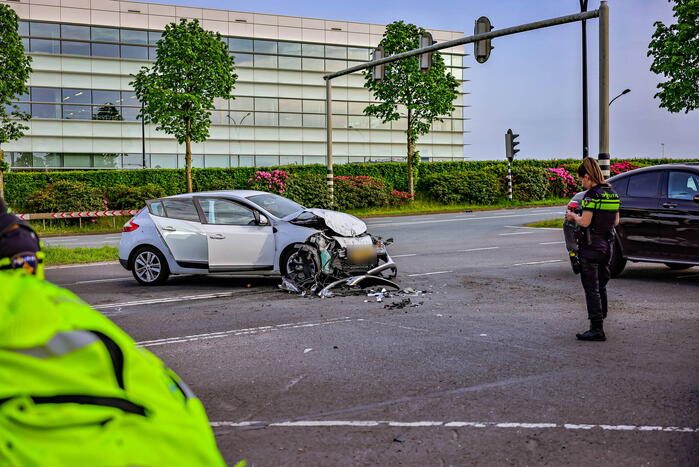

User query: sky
[152,0,698,160]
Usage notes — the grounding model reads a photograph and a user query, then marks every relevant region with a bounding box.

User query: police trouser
[579,248,611,322]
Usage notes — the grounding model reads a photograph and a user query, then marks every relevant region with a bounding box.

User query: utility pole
[505,129,520,201]
[598,1,610,178]
[580,0,589,160]
[141,101,146,168]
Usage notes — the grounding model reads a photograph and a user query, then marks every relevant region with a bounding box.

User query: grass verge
[29,217,127,236]
[524,218,564,229]
[346,198,568,218]
[44,245,119,266]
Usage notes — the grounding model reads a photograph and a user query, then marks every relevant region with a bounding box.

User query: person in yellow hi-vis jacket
[0,198,227,467]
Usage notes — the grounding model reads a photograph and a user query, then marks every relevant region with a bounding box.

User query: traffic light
[420,31,434,72]
[474,16,493,64]
[505,129,520,161]
[372,45,385,81]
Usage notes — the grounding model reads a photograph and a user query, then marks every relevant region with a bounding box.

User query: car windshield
[247,193,304,218]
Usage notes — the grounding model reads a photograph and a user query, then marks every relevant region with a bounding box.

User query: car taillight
[122,220,139,232]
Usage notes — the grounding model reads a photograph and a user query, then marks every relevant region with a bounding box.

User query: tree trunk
[406,109,415,198]
[185,120,193,193]
[0,149,4,201]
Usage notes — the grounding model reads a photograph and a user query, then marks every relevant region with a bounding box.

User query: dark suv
[605,163,699,276]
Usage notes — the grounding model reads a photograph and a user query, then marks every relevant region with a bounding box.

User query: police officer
[565,158,620,341]
[0,196,43,278]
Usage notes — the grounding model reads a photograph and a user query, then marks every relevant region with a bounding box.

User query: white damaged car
[118,190,397,289]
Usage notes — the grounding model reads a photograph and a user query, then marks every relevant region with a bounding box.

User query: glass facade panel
[121,91,140,107]
[325,45,346,59]
[325,59,347,72]
[92,42,120,57]
[12,152,33,168]
[32,87,61,102]
[279,99,302,113]
[121,106,140,121]
[230,97,253,111]
[451,55,463,67]
[63,105,92,119]
[255,156,280,167]
[278,41,301,55]
[233,53,253,67]
[30,39,60,54]
[91,27,119,42]
[332,101,348,115]
[148,31,162,45]
[302,58,324,71]
[31,104,61,119]
[62,41,91,56]
[347,47,369,60]
[63,89,90,104]
[150,154,176,169]
[18,21,29,37]
[229,38,253,52]
[255,112,278,126]
[31,22,60,38]
[121,29,148,44]
[303,100,324,114]
[279,113,301,127]
[93,90,121,106]
[22,38,29,50]
[254,40,277,54]
[452,119,463,131]
[177,154,204,169]
[302,43,324,57]
[61,24,90,40]
[33,153,62,168]
[348,102,367,115]
[333,115,348,128]
[303,114,325,128]
[148,46,157,60]
[254,54,277,68]
[121,45,149,60]
[123,153,145,168]
[63,153,92,167]
[254,97,278,112]
[93,105,123,120]
[93,153,121,168]
[348,115,369,129]
[278,56,301,70]
[205,155,230,168]
[229,111,252,125]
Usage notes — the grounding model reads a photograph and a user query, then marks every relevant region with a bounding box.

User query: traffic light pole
[507,159,513,201]
[322,5,608,203]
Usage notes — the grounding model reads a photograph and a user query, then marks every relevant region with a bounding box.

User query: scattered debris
[383,298,423,310]
[392,438,406,443]
[303,348,313,354]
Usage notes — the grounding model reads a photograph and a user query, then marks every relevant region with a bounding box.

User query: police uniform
[577,183,620,340]
[0,212,44,278]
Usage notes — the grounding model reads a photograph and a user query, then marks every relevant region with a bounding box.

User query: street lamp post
[609,88,630,106]
[580,0,589,160]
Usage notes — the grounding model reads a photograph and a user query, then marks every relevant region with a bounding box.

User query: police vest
[0,273,225,466]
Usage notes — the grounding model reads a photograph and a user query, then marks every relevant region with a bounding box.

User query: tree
[363,21,459,197]
[131,19,237,192]
[647,0,699,113]
[0,4,32,200]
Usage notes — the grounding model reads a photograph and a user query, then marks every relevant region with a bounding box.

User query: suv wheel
[132,246,170,285]
[665,263,694,271]
[609,241,627,278]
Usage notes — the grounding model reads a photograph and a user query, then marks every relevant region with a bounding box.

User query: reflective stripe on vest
[9,330,100,359]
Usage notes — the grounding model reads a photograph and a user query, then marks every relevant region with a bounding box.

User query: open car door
[146,198,208,268]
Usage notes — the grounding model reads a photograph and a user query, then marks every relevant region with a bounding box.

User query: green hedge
[5,158,698,209]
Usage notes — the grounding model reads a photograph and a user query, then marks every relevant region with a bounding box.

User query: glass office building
[2,0,467,169]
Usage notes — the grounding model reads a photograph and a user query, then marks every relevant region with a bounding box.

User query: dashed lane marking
[513,259,564,266]
[498,231,534,236]
[58,277,130,286]
[407,271,453,277]
[94,290,267,311]
[539,241,566,245]
[136,317,356,347]
[504,225,561,231]
[459,247,500,252]
[368,212,562,228]
[392,254,417,258]
[210,420,698,433]
[676,272,699,279]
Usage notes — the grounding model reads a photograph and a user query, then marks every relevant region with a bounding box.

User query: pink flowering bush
[545,167,581,198]
[247,170,289,194]
[390,189,414,205]
[610,161,640,176]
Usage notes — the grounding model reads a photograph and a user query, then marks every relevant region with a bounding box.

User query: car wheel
[131,246,170,286]
[665,263,694,271]
[281,246,319,284]
[609,241,627,278]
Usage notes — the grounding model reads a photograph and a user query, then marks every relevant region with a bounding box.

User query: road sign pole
[598,1,610,178]
[580,0,589,160]
[325,78,334,206]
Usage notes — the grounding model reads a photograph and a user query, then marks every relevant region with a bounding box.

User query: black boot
[576,320,606,341]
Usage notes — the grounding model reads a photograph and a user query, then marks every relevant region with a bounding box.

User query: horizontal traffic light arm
[323,9,600,81]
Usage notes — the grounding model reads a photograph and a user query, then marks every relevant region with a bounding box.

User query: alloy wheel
[134,250,162,283]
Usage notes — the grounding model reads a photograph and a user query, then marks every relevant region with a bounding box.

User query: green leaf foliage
[26,181,104,212]
[363,21,460,195]
[105,184,166,210]
[647,0,699,113]
[423,171,501,204]
[284,173,330,208]
[0,4,33,146]
[131,19,237,191]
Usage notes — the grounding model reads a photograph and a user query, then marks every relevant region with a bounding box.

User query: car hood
[291,208,367,237]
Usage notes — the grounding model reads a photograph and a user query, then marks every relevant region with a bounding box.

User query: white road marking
[59,277,129,286]
[46,261,120,270]
[498,231,534,236]
[94,290,255,310]
[539,241,566,245]
[504,225,561,231]
[459,246,500,252]
[210,420,698,433]
[407,271,453,277]
[513,259,564,266]
[369,212,563,228]
[392,254,418,258]
[676,273,699,279]
[136,317,355,347]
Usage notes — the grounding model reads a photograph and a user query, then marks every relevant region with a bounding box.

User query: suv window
[611,177,629,197]
[198,198,257,225]
[668,171,699,200]
[627,172,661,198]
[160,199,200,222]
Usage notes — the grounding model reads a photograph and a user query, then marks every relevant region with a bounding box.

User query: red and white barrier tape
[15,209,140,220]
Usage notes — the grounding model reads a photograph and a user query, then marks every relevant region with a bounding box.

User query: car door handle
[209,234,225,239]
[662,203,677,208]
[162,226,176,231]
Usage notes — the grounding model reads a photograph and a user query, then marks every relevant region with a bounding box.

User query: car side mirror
[258,214,270,226]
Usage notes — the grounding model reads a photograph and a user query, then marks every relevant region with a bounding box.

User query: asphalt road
[46,207,699,466]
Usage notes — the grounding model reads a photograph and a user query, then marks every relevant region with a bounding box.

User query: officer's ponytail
[577,158,605,185]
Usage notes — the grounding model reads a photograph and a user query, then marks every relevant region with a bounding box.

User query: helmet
[0,198,44,279]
